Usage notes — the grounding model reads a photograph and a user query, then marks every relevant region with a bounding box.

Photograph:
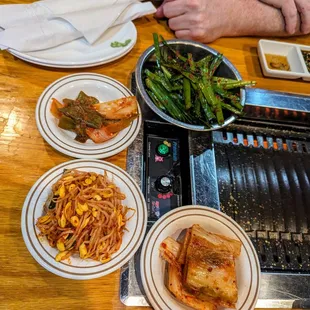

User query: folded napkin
[0,0,156,52]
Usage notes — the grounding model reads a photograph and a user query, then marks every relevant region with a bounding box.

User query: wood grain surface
[0,1,309,309]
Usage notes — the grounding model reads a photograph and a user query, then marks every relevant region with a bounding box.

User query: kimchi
[159,224,242,310]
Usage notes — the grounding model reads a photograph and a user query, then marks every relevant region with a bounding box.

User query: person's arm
[259,0,310,35]
[156,0,306,43]
[229,0,303,37]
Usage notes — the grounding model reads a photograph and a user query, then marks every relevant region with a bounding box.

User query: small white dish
[300,46,310,82]
[258,39,310,81]
[21,159,147,280]
[35,73,141,159]
[8,22,136,68]
[140,205,261,310]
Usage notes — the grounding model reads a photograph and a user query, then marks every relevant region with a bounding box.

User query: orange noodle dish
[36,169,135,263]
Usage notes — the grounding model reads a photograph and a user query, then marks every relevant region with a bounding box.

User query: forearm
[225,0,302,38]
[156,0,306,43]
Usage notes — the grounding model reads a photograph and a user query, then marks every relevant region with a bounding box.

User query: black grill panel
[244,105,310,125]
[213,130,310,272]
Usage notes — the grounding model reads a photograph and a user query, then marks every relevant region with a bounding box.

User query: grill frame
[120,74,310,309]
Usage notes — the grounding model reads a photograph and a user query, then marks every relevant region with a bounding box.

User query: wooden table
[1,5,309,310]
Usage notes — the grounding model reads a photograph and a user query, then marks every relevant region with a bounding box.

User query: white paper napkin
[0,0,156,52]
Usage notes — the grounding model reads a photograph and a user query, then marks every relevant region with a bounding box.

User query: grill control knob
[156,143,170,157]
[155,175,173,193]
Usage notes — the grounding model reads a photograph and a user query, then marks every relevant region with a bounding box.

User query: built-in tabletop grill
[213,131,310,273]
[120,74,310,309]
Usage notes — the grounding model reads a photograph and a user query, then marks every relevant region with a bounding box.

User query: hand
[259,0,310,34]
[155,0,235,43]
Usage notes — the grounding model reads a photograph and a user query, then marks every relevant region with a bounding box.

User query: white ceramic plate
[140,205,261,310]
[21,159,147,280]
[9,22,136,68]
[36,73,141,159]
[258,39,310,81]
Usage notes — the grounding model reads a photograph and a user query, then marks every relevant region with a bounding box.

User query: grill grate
[244,105,310,125]
[213,130,310,272]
